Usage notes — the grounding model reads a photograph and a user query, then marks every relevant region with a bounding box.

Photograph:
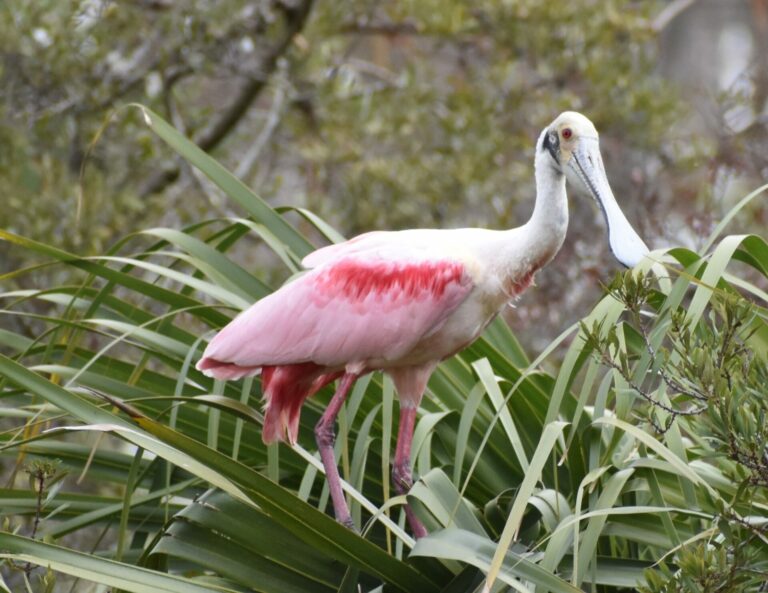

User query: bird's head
[537,111,650,268]
[539,111,598,168]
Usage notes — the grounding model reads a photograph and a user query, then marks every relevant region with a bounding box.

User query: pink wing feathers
[197,255,473,373]
[196,236,474,443]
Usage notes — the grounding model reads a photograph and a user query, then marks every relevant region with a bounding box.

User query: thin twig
[234,59,291,180]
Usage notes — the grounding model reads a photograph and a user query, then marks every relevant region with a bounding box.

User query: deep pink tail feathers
[260,363,342,444]
[198,357,341,445]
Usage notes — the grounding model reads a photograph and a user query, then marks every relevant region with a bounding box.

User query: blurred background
[1,0,767,353]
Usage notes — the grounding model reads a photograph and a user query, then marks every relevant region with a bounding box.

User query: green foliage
[585,266,768,591]
[642,538,767,593]
[24,459,65,493]
[1,107,768,592]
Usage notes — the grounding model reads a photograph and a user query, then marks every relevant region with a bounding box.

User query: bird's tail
[261,363,341,445]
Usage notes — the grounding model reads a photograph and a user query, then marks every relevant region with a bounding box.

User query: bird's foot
[340,515,358,532]
[391,462,414,495]
[314,422,335,448]
[391,463,429,538]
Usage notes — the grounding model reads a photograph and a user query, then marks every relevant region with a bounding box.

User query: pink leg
[392,406,428,539]
[314,373,357,529]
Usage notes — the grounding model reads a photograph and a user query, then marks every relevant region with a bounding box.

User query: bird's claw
[391,463,414,495]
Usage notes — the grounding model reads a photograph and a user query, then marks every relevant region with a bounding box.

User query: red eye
[562,128,573,140]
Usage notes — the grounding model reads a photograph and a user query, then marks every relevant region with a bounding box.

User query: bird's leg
[314,372,358,530]
[392,406,428,539]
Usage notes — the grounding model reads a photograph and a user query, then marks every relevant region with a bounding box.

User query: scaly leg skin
[392,406,428,539]
[314,373,358,530]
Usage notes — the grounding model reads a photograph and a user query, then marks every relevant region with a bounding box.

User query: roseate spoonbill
[197,112,649,538]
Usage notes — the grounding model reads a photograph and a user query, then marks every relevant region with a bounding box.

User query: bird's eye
[562,128,573,140]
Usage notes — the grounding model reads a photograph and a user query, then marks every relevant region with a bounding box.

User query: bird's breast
[502,268,536,301]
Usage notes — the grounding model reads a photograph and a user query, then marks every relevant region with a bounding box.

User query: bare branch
[235,59,291,180]
[140,0,316,198]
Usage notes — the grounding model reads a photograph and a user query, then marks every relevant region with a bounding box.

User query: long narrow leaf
[134,105,314,259]
[0,533,231,593]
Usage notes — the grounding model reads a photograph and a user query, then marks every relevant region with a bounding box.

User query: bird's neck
[519,150,569,269]
[487,151,568,302]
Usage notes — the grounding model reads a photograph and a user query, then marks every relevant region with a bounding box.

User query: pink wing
[196,250,473,379]
[301,231,389,268]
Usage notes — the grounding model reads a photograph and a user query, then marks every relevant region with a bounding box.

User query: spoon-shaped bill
[567,139,649,268]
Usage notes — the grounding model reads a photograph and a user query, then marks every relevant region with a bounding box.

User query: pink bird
[197,112,649,538]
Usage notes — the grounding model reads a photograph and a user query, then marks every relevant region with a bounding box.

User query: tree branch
[140,0,316,197]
